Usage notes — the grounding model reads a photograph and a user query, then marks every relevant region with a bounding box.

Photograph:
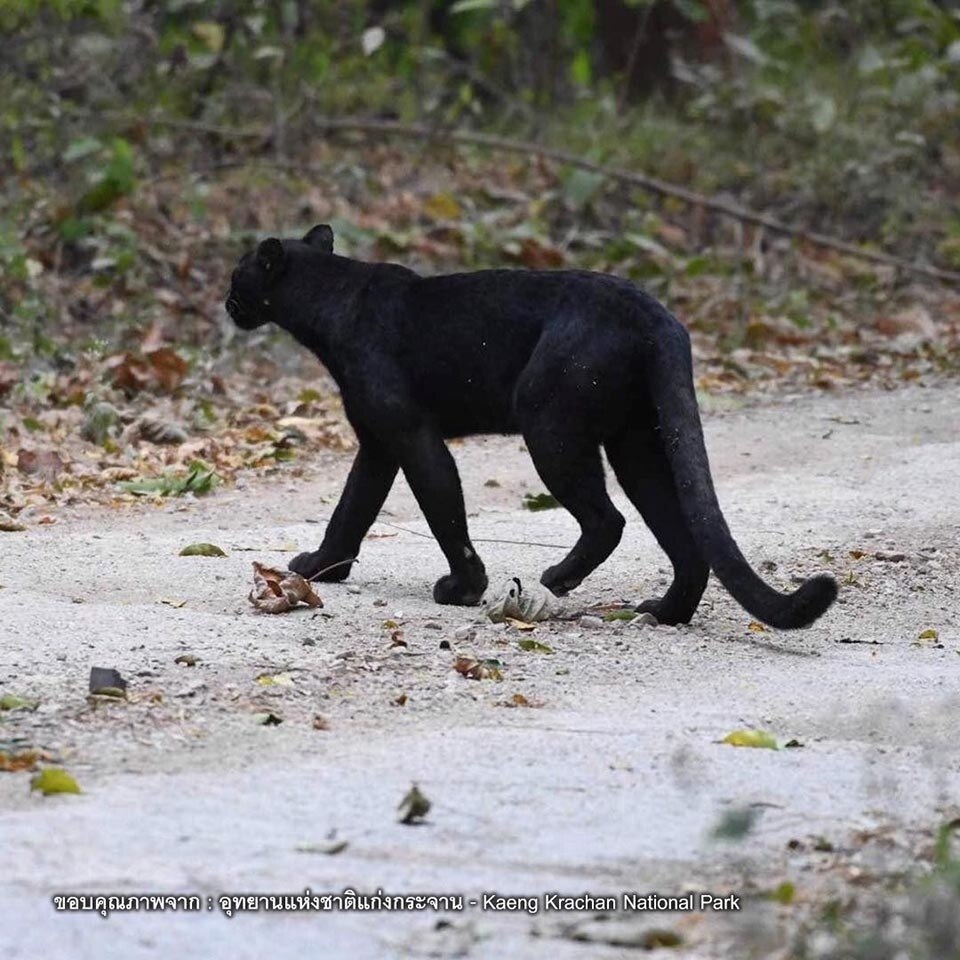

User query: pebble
[454,626,476,642]
[424,621,443,631]
[874,551,907,562]
[630,612,658,627]
[373,598,387,606]
[347,585,361,594]
[579,615,604,629]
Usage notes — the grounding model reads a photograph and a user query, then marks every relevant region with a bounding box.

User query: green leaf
[179,542,227,557]
[518,638,554,654]
[722,729,779,750]
[570,49,591,87]
[0,694,38,712]
[603,609,638,622]
[119,462,218,498]
[562,168,605,211]
[767,881,795,905]
[76,138,136,214]
[522,492,560,511]
[710,806,759,841]
[397,783,431,824]
[30,768,81,796]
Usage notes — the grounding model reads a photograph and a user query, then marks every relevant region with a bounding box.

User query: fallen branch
[137,113,960,286]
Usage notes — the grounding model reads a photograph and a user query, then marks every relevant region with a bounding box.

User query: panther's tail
[648,324,837,629]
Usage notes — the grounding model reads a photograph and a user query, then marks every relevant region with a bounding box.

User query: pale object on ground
[484,577,571,623]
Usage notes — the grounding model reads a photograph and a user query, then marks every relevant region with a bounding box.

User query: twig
[306,557,358,583]
[132,113,960,285]
[370,519,570,551]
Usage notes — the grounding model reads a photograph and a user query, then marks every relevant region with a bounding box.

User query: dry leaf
[0,510,25,532]
[248,562,323,613]
[453,656,503,681]
[0,749,51,772]
[17,449,66,482]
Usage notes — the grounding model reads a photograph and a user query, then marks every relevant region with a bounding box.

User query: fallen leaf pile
[248,562,323,614]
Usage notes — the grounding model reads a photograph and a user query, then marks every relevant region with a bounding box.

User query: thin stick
[133,113,960,286]
[306,557,358,582]
[370,519,570,551]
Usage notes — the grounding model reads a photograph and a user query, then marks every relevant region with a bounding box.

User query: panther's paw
[433,572,487,606]
[289,551,352,582]
[540,564,584,597]
[634,598,691,627]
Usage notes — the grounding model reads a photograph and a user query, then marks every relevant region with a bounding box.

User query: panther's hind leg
[604,426,709,625]
[518,412,625,597]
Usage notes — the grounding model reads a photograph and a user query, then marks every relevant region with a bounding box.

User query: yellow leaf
[422,192,461,221]
[723,729,779,750]
[505,616,537,632]
[30,768,81,796]
[748,621,767,633]
[918,628,939,641]
[255,672,294,687]
[192,21,225,53]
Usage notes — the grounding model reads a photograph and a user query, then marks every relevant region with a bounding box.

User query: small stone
[302,637,317,647]
[874,551,907,562]
[347,585,362,595]
[373,598,387,607]
[579,615,604,629]
[439,639,451,651]
[424,621,443,631]
[631,612,658,627]
[454,626,476,642]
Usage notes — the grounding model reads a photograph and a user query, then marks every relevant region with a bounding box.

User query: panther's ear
[256,238,284,274]
[303,223,334,254]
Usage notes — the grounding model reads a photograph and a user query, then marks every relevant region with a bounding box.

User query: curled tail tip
[767,574,838,630]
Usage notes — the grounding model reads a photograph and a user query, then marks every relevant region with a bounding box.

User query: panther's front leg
[395,425,487,605]
[289,439,398,582]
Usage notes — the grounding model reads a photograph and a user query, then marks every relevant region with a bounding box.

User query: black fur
[226,225,837,627]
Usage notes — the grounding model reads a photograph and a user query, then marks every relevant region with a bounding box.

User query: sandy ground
[1,382,959,958]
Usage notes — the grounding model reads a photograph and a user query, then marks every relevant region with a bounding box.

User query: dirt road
[2,383,958,958]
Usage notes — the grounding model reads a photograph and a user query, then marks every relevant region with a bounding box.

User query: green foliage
[119,462,219,498]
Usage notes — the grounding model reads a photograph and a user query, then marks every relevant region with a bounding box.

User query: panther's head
[225,224,335,330]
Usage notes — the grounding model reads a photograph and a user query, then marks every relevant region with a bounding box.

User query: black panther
[226,224,836,627]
